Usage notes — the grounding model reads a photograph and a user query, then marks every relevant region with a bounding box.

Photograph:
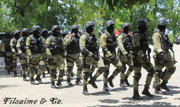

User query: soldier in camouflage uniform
[10,30,21,77]
[45,25,65,88]
[131,19,155,100]
[80,21,106,95]
[152,17,176,94]
[100,20,124,90]
[63,25,83,86]
[16,28,29,81]
[26,25,45,84]
[117,23,134,87]
[1,32,13,74]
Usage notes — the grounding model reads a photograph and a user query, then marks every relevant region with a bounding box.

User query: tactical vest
[154,31,170,53]
[105,32,116,53]
[49,36,64,55]
[84,32,99,54]
[29,35,42,53]
[20,37,27,53]
[121,33,133,53]
[4,39,11,52]
[12,38,18,52]
[66,34,80,53]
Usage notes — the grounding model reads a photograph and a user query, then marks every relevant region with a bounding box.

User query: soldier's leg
[20,57,28,81]
[5,54,11,74]
[83,63,91,95]
[124,59,134,86]
[103,65,111,91]
[12,54,18,77]
[66,55,74,86]
[57,55,65,87]
[120,62,127,87]
[35,59,45,83]
[89,65,95,79]
[29,56,38,85]
[74,53,83,85]
[49,59,57,88]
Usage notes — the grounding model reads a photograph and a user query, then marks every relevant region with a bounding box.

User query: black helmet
[157,17,167,26]
[51,25,59,32]
[32,25,41,32]
[42,28,48,38]
[14,30,20,35]
[62,30,68,35]
[22,28,29,37]
[48,31,52,36]
[42,28,48,33]
[14,30,21,39]
[105,20,114,28]
[22,28,29,33]
[137,19,149,27]
[85,21,95,29]
[122,23,130,30]
[71,25,78,30]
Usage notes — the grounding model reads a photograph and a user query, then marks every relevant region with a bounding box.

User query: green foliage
[168,34,174,43]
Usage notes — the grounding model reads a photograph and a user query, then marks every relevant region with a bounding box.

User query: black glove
[49,55,54,61]
[162,54,168,64]
[126,54,131,60]
[110,55,115,61]
[169,42,173,47]
[29,55,33,62]
[92,54,99,61]
[19,53,25,60]
[142,55,150,64]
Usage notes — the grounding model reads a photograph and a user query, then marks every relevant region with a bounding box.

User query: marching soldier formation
[0,17,177,100]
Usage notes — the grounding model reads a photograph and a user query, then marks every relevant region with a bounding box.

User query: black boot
[23,74,26,81]
[124,76,130,86]
[142,86,153,97]
[83,86,90,95]
[103,82,112,91]
[56,79,63,88]
[35,75,43,83]
[75,78,83,86]
[155,86,165,94]
[51,81,56,88]
[14,71,17,77]
[120,79,127,87]
[30,77,35,85]
[108,76,114,87]
[88,77,98,88]
[132,90,143,100]
[160,81,170,91]
[67,78,73,86]
[43,72,46,78]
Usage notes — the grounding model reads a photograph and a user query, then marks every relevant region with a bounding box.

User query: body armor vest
[20,37,27,53]
[66,34,80,53]
[12,38,18,52]
[49,36,64,55]
[105,32,116,53]
[121,33,133,53]
[29,35,42,53]
[84,32,99,54]
[4,39,11,52]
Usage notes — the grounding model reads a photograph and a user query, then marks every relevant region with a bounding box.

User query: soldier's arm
[79,34,93,57]
[117,35,128,55]
[63,35,72,46]
[152,33,163,55]
[16,38,22,54]
[132,33,144,58]
[10,39,16,53]
[45,37,52,56]
[100,33,112,57]
[26,37,32,56]
[0,41,5,52]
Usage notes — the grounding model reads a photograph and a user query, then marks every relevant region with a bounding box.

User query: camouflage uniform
[10,30,21,77]
[152,17,176,94]
[117,23,134,87]
[45,25,65,88]
[26,25,45,84]
[16,28,29,81]
[80,21,105,95]
[0,32,13,74]
[63,25,83,86]
[132,19,155,100]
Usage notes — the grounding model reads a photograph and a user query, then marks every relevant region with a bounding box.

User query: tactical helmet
[22,28,29,33]
[48,31,52,35]
[42,28,48,33]
[14,30,20,35]
[62,30,68,35]
[122,23,130,30]
[51,25,60,32]
[85,21,95,28]
[32,25,41,32]
[137,19,149,27]
[71,25,78,30]
[157,17,167,26]
[105,20,114,28]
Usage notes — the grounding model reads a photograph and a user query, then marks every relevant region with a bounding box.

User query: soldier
[117,23,134,86]
[152,17,176,94]
[45,25,65,88]
[10,30,21,77]
[79,21,106,95]
[1,32,13,74]
[16,28,29,81]
[26,25,45,84]
[63,25,83,86]
[131,19,155,100]
[100,20,124,89]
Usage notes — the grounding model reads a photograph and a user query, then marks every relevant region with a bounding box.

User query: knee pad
[22,64,27,70]
[83,72,90,80]
[59,70,65,77]
[98,67,106,74]
[50,70,56,77]
[169,67,176,74]
[67,66,73,73]
[77,64,83,71]
[84,63,90,69]
[121,66,126,74]
[103,70,109,78]
[134,72,141,82]
[29,67,35,73]
[39,65,46,71]
[147,68,155,77]
[116,66,125,73]
[129,66,134,72]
